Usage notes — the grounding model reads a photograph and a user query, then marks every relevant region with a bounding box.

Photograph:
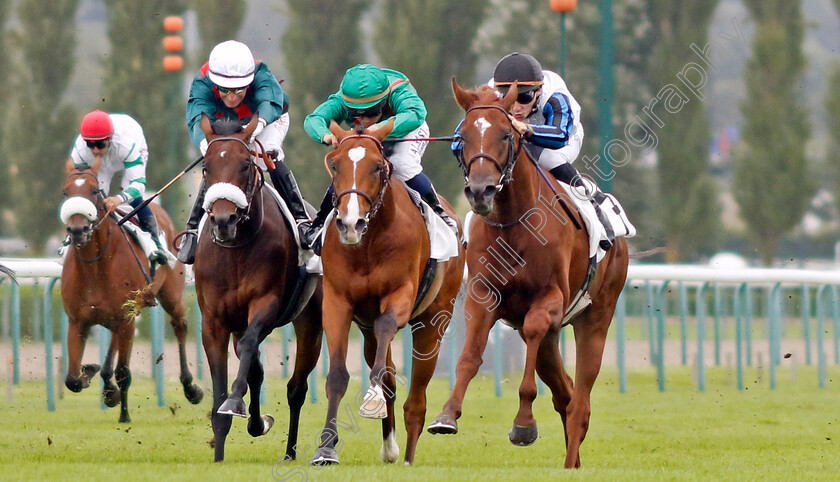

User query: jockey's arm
[381,86,427,138]
[303,94,346,145]
[523,93,575,149]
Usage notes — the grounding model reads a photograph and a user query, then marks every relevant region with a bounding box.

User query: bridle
[454,104,524,190]
[64,170,112,263]
[202,136,265,247]
[327,134,393,229]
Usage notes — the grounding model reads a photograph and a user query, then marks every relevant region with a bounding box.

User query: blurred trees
[735,0,811,266]
[102,0,189,220]
[827,0,840,221]
[373,0,490,202]
[192,0,246,62]
[0,0,11,234]
[281,0,370,199]
[647,0,722,261]
[8,0,79,254]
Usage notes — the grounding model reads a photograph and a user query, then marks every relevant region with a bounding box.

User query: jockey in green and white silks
[301,64,457,252]
[177,40,309,264]
[67,110,167,263]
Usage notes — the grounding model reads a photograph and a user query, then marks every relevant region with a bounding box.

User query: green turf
[1,367,838,481]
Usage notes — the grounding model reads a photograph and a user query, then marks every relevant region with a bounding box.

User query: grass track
[2,367,839,481]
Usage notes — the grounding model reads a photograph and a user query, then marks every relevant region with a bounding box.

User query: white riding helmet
[208,40,255,88]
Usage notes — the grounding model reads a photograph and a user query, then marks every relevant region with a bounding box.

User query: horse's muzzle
[209,212,239,242]
[336,216,367,245]
[464,184,498,216]
[67,224,92,248]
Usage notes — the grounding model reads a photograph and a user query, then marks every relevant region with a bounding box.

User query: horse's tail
[0,263,16,284]
[629,246,666,260]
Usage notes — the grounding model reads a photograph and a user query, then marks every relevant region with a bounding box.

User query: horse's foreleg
[311,288,353,466]
[219,300,279,418]
[114,321,134,423]
[203,322,231,462]
[283,308,323,461]
[244,352,273,437]
[429,299,496,434]
[403,317,446,465]
[534,328,574,449]
[64,320,97,392]
[101,329,120,408]
[509,291,561,447]
[565,308,611,469]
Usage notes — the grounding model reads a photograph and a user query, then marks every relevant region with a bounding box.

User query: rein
[327,134,393,228]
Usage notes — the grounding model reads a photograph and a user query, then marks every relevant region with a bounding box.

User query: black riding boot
[176,180,207,264]
[268,161,311,242]
[550,164,614,250]
[299,185,334,255]
[138,215,168,265]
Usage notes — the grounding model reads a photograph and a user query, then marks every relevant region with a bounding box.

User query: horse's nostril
[227,213,238,226]
[483,185,497,198]
[355,219,366,232]
[82,225,90,233]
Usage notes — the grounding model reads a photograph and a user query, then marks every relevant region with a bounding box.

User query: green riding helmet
[340,64,390,118]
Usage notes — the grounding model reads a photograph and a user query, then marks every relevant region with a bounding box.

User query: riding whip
[117,154,204,226]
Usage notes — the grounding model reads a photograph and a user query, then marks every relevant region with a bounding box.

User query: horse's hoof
[119,414,131,424]
[359,385,388,419]
[184,384,204,405]
[103,388,121,407]
[508,424,538,446]
[311,446,339,466]
[65,378,84,393]
[82,364,101,378]
[248,414,274,436]
[427,414,458,435]
[217,397,247,418]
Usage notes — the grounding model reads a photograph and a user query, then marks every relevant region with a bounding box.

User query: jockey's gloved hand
[200,138,208,156]
[249,117,267,144]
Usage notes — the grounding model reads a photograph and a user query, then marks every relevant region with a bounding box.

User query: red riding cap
[80,110,114,141]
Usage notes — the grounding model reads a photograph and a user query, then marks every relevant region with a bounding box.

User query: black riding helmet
[493,52,543,95]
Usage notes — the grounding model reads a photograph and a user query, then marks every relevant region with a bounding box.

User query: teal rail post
[713,283,721,366]
[152,305,165,407]
[560,323,566,360]
[768,283,782,390]
[31,279,40,342]
[97,325,110,410]
[679,282,688,365]
[696,282,709,392]
[194,296,203,380]
[11,280,20,384]
[260,342,267,406]
[309,359,318,404]
[734,284,744,390]
[816,285,827,387]
[281,323,290,379]
[831,285,839,365]
[492,325,502,397]
[616,288,627,393]
[403,329,412,378]
[746,285,753,366]
[645,281,655,365]
[655,281,670,392]
[802,284,811,365]
[43,277,59,411]
[321,332,329,378]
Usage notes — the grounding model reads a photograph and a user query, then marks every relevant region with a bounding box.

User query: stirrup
[176,230,197,264]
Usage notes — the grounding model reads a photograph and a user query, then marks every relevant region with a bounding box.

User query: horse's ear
[370,118,394,141]
[500,81,518,111]
[200,113,213,138]
[452,77,475,111]
[329,119,351,143]
[65,157,76,175]
[242,112,260,140]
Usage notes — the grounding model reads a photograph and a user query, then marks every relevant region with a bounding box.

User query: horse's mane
[210,117,246,136]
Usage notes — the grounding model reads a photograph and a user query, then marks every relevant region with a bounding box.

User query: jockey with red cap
[178,40,309,264]
[67,110,167,264]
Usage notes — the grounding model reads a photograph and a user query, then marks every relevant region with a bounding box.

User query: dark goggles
[345,98,387,119]
[498,86,539,104]
[217,86,247,95]
[85,139,110,149]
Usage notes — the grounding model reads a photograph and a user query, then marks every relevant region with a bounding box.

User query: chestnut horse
[310,121,465,466]
[60,158,202,423]
[193,114,323,462]
[427,81,629,468]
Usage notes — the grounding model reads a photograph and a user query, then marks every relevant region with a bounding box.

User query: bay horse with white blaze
[311,121,465,465]
[427,80,629,468]
[60,157,202,424]
[193,114,323,462]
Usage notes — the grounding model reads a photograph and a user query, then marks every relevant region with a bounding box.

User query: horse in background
[311,120,465,465]
[427,80,629,468]
[193,114,323,462]
[60,156,202,423]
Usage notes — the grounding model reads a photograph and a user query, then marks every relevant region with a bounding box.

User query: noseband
[203,136,263,224]
[64,170,112,262]
[455,105,523,190]
[329,134,392,225]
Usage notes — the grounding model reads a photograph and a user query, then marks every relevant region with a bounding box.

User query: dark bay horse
[311,121,465,466]
[427,80,629,468]
[193,114,323,462]
[60,157,202,423]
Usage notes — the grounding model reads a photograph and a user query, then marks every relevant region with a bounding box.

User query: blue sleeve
[528,93,573,149]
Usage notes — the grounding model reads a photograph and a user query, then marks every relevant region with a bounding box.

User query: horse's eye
[240,161,249,172]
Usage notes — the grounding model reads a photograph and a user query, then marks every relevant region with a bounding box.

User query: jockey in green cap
[302,64,457,252]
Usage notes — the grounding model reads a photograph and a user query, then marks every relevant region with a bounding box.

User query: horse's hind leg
[283,306,323,461]
[534,328,574,449]
[565,308,611,468]
[101,331,121,408]
[114,320,135,423]
[158,283,203,404]
[403,319,445,465]
[64,320,98,392]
